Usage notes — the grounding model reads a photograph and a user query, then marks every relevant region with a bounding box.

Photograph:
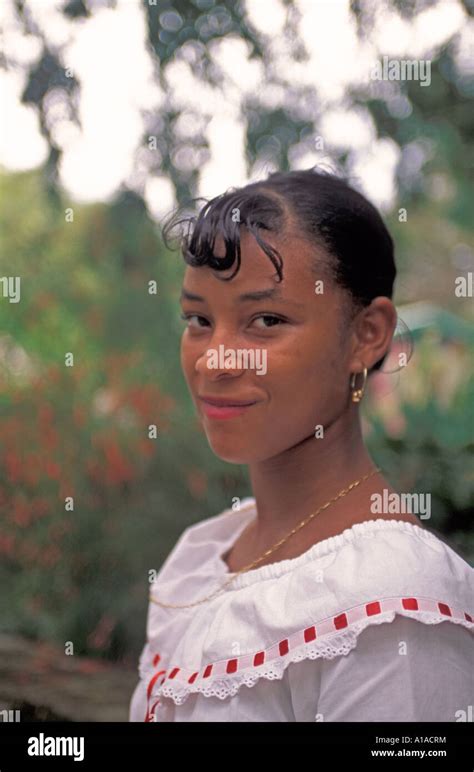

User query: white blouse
[129,497,474,722]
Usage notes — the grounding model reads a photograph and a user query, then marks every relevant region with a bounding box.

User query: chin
[208,446,252,465]
[205,436,255,464]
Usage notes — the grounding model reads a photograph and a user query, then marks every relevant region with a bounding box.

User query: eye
[251,314,286,329]
[180,312,210,328]
[179,312,286,330]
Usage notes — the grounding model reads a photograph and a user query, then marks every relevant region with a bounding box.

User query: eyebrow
[180,287,303,307]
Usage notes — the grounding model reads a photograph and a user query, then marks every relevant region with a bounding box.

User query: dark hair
[162,166,396,372]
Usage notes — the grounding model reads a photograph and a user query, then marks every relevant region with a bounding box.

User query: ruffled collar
[215,501,440,589]
[141,507,474,717]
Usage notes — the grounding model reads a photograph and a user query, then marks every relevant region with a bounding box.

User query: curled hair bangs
[162,186,290,282]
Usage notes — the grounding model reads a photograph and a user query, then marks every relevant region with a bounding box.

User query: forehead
[182,226,329,300]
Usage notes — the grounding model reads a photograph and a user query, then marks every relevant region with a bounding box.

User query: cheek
[180,334,195,382]
[275,329,339,387]
[269,331,345,418]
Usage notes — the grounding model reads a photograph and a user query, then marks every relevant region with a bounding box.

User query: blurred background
[0,0,473,720]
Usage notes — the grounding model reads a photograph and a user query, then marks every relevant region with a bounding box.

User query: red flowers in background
[0,356,177,569]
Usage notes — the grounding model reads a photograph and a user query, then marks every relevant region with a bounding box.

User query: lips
[200,402,257,420]
[198,395,259,420]
[199,396,258,407]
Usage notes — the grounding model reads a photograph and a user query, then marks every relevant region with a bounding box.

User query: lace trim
[142,595,473,717]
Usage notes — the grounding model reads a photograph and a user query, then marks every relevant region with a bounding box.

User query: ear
[347,297,397,373]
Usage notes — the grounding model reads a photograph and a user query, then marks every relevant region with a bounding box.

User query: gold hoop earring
[350,367,368,403]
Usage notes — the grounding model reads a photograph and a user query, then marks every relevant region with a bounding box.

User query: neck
[247,409,380,541]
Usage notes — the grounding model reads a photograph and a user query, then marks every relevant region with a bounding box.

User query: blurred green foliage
[366,345,474,564]
[0,169,248,662]
[6,0,474,213]
[0,168,472,667]
[1,0,473,666]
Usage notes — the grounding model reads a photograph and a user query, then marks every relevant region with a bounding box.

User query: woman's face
[179,227,356,464]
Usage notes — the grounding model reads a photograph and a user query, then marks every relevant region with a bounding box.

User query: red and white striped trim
[143,595,473,719]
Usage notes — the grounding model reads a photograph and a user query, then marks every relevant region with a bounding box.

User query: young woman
[129,168,473,722]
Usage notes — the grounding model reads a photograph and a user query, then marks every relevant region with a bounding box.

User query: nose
[194,328,244,379]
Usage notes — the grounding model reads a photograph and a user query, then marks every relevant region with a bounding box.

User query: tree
[3,0,472,222]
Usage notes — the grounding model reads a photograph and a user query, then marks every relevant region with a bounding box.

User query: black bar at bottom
[0,721,473,767]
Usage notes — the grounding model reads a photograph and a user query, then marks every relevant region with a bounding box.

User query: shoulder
[226,518,474,661]
[229,516,474,602]
[287,612,474,721]
[301,518,474,626]
[142,517,474,715]
[285,526,474,722]
[148,496,255,587]
[341,516,473,582]
[179,496,255,545]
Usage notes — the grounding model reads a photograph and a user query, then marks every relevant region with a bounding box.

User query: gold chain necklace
[149,466,381,610]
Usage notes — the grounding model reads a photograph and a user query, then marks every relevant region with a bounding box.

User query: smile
[199,399,258,419]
